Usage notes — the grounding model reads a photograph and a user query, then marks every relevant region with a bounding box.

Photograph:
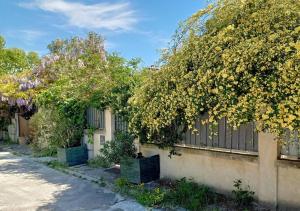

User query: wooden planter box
[57,145,88,166]
[120,155,160,184]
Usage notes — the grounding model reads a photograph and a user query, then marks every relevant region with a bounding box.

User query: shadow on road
[0,151,119,211]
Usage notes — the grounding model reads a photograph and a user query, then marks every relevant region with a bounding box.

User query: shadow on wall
[0,152,117,210]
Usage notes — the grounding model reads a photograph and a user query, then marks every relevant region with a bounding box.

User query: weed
[164,178,215,211]
[115,177,131,194]
[115,177,215,210]
[32,148,57,157]
[135,187,165,207]
[88,156,111,168]
[232,179,254,207]
[99,176,106,187]
[46,160,68,170]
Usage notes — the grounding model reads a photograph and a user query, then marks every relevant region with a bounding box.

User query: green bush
[130,0,300,152]
[232,179,255,207]
[100,132,136,164]
[29,107,84,151]
[164,178,215,211]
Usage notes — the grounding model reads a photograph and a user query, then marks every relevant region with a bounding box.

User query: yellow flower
[222,73,228,78]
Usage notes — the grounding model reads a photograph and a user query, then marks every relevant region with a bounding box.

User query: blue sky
[0,0,209,66]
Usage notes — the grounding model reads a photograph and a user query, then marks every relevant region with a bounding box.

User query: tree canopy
[129,0,300,149]
[0,32,140,122]
[36,33,140,115]
[0,36,40,75]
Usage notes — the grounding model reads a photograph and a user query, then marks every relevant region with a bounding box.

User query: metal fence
[180,114,258,153]
[281,130,300,159]
[115,113,128,132]
[86,107,105,129]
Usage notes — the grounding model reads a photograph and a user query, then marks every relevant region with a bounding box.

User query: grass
[30,145,57,158]
[164,178,216,210]
[87,156,111,168]
[1,138,16,145]
[32,149,57,158]
[114,178,165,207]
[45,160,68,170]
[114,177,257,210]
[114,177,215,210]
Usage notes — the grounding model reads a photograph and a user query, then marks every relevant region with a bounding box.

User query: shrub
[232,179,255,207]
[164,178,215,211]
[101,132,136,164]
[29,107,84,151]
[129,0,300,152]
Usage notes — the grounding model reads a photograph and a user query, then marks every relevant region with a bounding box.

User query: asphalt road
[0,151,145,211]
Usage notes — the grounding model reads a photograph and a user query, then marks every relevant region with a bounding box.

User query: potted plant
[55,114,88,166]
[57,144,88,166]
[101,132,160,183]
[32,107,88,166]
[120,153,160,184]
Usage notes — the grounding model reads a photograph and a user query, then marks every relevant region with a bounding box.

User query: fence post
[258,132,279,209]
[104,108,115,141]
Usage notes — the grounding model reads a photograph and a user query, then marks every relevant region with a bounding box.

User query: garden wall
[83,108,115,159]
[140,133,300,210]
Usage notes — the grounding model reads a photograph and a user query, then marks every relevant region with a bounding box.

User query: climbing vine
[129,0,300,151]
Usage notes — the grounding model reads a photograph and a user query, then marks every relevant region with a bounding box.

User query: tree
[0,36,5,49]
[30,32,140,150]
[37,32,139,114]
[0,36,40,75]
[129,0,300,151]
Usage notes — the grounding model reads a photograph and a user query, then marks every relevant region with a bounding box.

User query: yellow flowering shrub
[130,0,300,150]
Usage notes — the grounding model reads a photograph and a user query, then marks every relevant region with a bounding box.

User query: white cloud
[19,0,138,31]
[20,30,45,41]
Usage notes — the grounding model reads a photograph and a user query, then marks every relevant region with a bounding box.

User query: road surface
[0,150,145,211]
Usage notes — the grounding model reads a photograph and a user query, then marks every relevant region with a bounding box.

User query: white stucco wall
[140,133,300,210]
[83,108,115,159]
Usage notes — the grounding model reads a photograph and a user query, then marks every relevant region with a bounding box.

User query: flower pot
[120,155,160,184]
[57,145,88,166]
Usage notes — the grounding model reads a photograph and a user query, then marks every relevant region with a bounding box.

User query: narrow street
[0,150,145,211]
